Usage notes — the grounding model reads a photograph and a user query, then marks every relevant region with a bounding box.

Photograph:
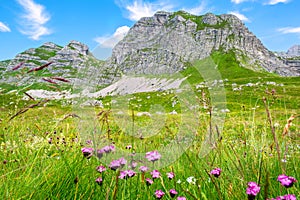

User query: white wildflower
[169,110,177,115]
[274,122,280,127]
[186,176,196,184]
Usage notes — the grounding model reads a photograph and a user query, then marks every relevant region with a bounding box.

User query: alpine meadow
[0,10,299,200]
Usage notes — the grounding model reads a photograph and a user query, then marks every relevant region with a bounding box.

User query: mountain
[285,45,300,73]
[1,11,299,94]
[0,41,108,87]
[107,11,298,77]
[274,45,300,73]
[287,45,300,57]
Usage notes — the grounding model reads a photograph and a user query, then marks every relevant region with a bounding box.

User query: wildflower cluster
[81,144,115,159]
[268,194,297,200]
[246,182,260,200]
[154,190,165,199]
[97,145,115,158]
[167,172,175,180]
[119,170,136,179]
[109,157,127,170]
[277,174,297,188]
[145,150,161,162]
[81,147,93,158]
[246,174,297,200]
[210,168,222,178]
[151,169,161,179]
[84,145,298,199]
[139,166,148,173]
[95,177,103,186]
[96,165,106,173]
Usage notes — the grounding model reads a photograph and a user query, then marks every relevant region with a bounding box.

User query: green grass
[33,48,57,60]
[0,93,299,199]
[0,53,299,199]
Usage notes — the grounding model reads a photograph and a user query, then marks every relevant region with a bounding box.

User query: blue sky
[0,0,299,60]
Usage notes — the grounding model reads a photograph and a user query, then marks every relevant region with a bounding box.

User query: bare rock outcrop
[108,11,298,76]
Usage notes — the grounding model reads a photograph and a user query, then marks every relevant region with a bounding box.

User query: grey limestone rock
[0,40,105,86]
[287,45,300,57]
[275,45,300,74]
[108,11,299,76]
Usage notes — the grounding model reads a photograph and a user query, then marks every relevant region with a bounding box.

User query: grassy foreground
[0,56,299,199]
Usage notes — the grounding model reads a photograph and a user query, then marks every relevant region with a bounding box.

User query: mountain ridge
[107,11,298,76]
[0,40,108,87]
[1,11,299,89]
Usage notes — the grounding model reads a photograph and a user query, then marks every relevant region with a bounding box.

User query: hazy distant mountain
[274,45,300,73]
[287,45,300,57]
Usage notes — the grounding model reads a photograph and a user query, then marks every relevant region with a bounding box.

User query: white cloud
[122,0,210,21]
[183,1,206,15]
[94,26,130,48]
[232,0,290,5]
[267,0,290,5]
[0,21,11,32]
[126,1,156,21]
[124,0,174,21]
[17,0,51,40]
[277,27,300,34]
[231,0,249,4]
[228,11,250,22]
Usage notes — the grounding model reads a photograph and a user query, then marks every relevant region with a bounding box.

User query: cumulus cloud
[17,0,51,40]
[125,0,174,21]
[0,21,11,32]
[94,26,130,48]
[277,27,300,34]
[266,0,290,5]
[183,1,206,15]
[228,11,250,22]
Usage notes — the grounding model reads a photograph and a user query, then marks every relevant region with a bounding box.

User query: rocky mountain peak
[8,40,90,70]
[108,11,298,76]
[202,12,221,25]
[51,40,90,64]
[0,40,104,86]
[276,45,300,74]
[109,11,299,76]
[41,42,62,51]
[66,40,89,56]
[287,45,300,57]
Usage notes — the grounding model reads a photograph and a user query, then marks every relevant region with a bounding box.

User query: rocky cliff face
[7,40,89,71]
[108,11,298,76]
[287,45,300,57]
[284,59,300,73]
[274,45,300,74]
